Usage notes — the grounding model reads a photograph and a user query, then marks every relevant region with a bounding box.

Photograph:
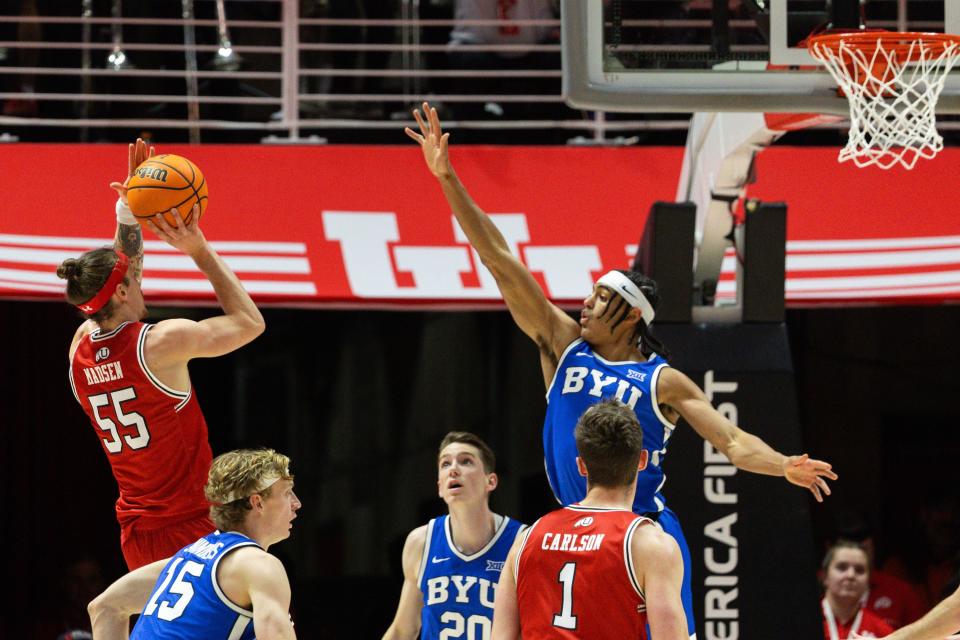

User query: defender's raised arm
[406,102,578,376]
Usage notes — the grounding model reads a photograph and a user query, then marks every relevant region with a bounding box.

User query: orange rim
[808,31,960,64]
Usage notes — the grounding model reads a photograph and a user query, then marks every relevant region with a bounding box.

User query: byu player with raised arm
[406,101,838,638]
[87,449,300,640]
[383,432,525,640]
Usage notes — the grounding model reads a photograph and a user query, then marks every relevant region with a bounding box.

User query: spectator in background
[822,541,895,639]
[883,493,960,606]
[444,0,559,123]
[835,515,929,629]
[450,0,556,54]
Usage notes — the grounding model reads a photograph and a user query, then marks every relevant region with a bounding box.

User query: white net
[810,34,960,170]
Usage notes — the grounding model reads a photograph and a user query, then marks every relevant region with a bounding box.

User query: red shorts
[121,511,214,570]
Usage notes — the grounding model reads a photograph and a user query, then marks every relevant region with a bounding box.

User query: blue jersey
[131,531,260,640]
[418,514,523,640]
[544,338,676,514]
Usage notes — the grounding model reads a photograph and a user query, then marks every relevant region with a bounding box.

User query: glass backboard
[563,0,960,114]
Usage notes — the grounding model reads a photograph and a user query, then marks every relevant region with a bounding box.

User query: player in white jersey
[87,449,300,640]
[383,432,524,640]
[406,101,838,637]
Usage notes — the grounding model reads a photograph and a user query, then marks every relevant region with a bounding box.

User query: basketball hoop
[807,31,960,170]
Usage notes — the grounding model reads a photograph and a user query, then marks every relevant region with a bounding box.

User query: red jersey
[69,321,212,530]
[822,600,895,639]
[866,570,928,629]
[516,505,650,639]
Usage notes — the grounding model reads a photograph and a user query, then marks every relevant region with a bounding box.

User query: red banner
[2,144,959,308]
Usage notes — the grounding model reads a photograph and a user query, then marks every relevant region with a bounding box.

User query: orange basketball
[126,154,208,229]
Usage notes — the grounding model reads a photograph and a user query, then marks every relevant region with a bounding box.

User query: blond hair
[205,449,293,532]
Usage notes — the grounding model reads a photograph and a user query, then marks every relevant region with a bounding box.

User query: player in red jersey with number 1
[58,139,265,570]
[492,399,687,640]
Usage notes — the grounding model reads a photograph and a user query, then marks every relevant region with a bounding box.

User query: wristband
[116,197,137,225]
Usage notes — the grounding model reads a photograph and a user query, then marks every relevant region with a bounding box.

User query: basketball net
[808,32,960,170]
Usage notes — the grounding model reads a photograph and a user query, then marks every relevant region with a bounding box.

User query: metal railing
[0,0,953,144]
[0,1,625,143]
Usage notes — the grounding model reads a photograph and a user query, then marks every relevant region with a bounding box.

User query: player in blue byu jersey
[88,449,301,639]
[407,102,838,638]
[383,432,525,640]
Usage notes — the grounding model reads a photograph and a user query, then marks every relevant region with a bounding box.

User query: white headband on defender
[220,472,284,504]
[596,271,656,325]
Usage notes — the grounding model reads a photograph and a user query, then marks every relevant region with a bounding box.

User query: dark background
[3,299,960,638]
[3,1,959,636]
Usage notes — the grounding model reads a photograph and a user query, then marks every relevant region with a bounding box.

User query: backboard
[562,0,960,114]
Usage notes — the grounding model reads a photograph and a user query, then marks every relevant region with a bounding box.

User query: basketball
[126,154,208,228]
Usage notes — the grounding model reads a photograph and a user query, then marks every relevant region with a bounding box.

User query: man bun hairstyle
[56,259,82,280]
[617,269,671,360]
[56,247,128,322]
[574,399,644,488]
[438,431,496,474]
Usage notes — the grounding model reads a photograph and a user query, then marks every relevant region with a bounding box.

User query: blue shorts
[649,506,696,639]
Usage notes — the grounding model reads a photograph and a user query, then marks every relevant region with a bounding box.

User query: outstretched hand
[404,101,452,178]
[784,454,837,502]
[110,137,156,203]
[145,206,206,257]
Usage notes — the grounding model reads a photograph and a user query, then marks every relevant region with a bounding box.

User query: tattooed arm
[110,138,154,283]
[115,220,144,283]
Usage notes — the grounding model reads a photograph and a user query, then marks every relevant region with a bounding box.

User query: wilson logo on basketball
[95,347,110,362]
[134,166,168,182]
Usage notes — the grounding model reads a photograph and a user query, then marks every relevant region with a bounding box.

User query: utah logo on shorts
[95,347,111,362]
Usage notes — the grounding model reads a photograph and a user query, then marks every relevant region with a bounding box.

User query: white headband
[596,271,656,325]
[220,473,283,504]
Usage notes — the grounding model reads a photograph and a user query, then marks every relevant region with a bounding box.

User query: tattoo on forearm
[116,222,144,282]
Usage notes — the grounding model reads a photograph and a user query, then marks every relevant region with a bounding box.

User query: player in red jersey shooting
[57,139,265,569]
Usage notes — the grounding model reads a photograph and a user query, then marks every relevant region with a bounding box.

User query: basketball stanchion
[808,30,960,170]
